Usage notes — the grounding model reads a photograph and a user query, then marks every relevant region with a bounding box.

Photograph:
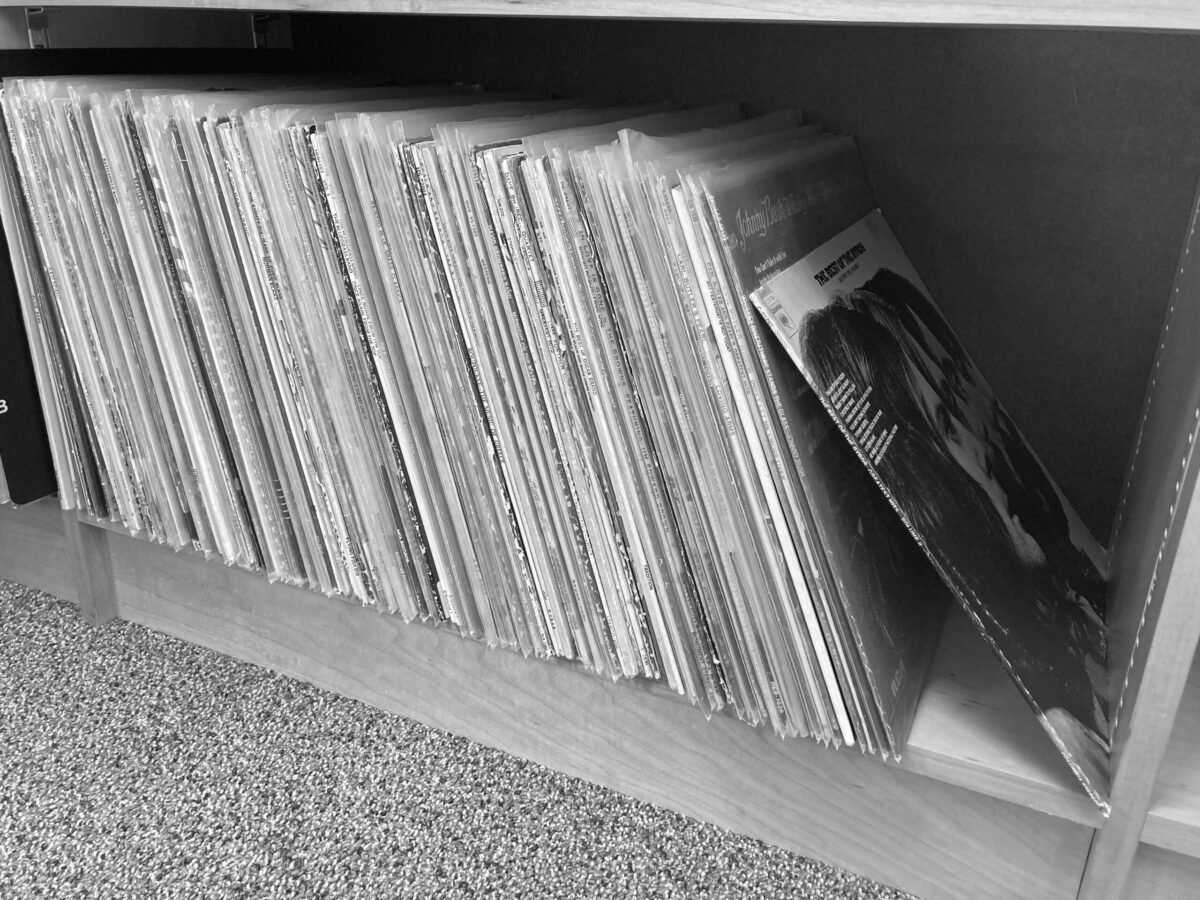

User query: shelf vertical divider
[62,510,117,627]
[1077,180,1200,899]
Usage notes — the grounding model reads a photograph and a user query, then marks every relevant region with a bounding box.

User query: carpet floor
[0,579,914,899]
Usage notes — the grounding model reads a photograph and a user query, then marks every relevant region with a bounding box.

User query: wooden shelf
[1143,648,1200,856]
[68,506,1100,825]
[0,498,1100,897]
[4,0,1200,32]
[0,498,77,604]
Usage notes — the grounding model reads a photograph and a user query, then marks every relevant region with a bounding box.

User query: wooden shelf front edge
[1141,653,1200,858]
[96,521,1093,900]
[6,0,1200,32]
[71,509,1104,828]
[0,501,1104,896]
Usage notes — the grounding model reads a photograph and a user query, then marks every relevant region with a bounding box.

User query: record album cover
[753,208,1111,809]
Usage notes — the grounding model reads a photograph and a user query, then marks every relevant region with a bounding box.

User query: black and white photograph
[1,9,1199,900]
[754,209,1111,804]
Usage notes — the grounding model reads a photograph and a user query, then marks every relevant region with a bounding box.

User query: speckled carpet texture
[0,579,914,899]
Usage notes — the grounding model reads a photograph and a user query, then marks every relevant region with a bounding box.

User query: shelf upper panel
[10,0,1200,32]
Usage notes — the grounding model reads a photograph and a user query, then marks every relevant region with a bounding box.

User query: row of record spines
[0,81,860,750]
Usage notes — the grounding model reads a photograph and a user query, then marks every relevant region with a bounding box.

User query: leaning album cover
[752,208,1112,809]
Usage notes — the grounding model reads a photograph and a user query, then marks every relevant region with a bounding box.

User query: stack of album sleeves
[0,75,952,758]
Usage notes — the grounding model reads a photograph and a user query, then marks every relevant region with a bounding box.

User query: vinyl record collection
[0,76,949,758]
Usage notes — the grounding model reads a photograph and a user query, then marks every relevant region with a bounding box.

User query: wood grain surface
[88,524,1095,900]
[1122,844,1200,899]
[1142,656,1200,857]
[1079,183,1200,899]
[0,498,74,603]
[1079,481,1200,896]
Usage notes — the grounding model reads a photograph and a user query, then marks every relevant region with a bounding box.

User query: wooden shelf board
[71,511,1101,826]
[90,522,1092,900]
[1142,647,1200,858]
[5,0,1200,32]
[1125,844,1200,899]
[904,605,1103,826]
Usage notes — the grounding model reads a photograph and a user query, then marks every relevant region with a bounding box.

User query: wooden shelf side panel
[1080,474,1200,895]
[93,525,1094,900]
[1078,182,1200,900]
[1108,180,1200,766]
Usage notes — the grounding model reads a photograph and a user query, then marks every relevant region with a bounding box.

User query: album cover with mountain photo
[751,208,1111,811]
